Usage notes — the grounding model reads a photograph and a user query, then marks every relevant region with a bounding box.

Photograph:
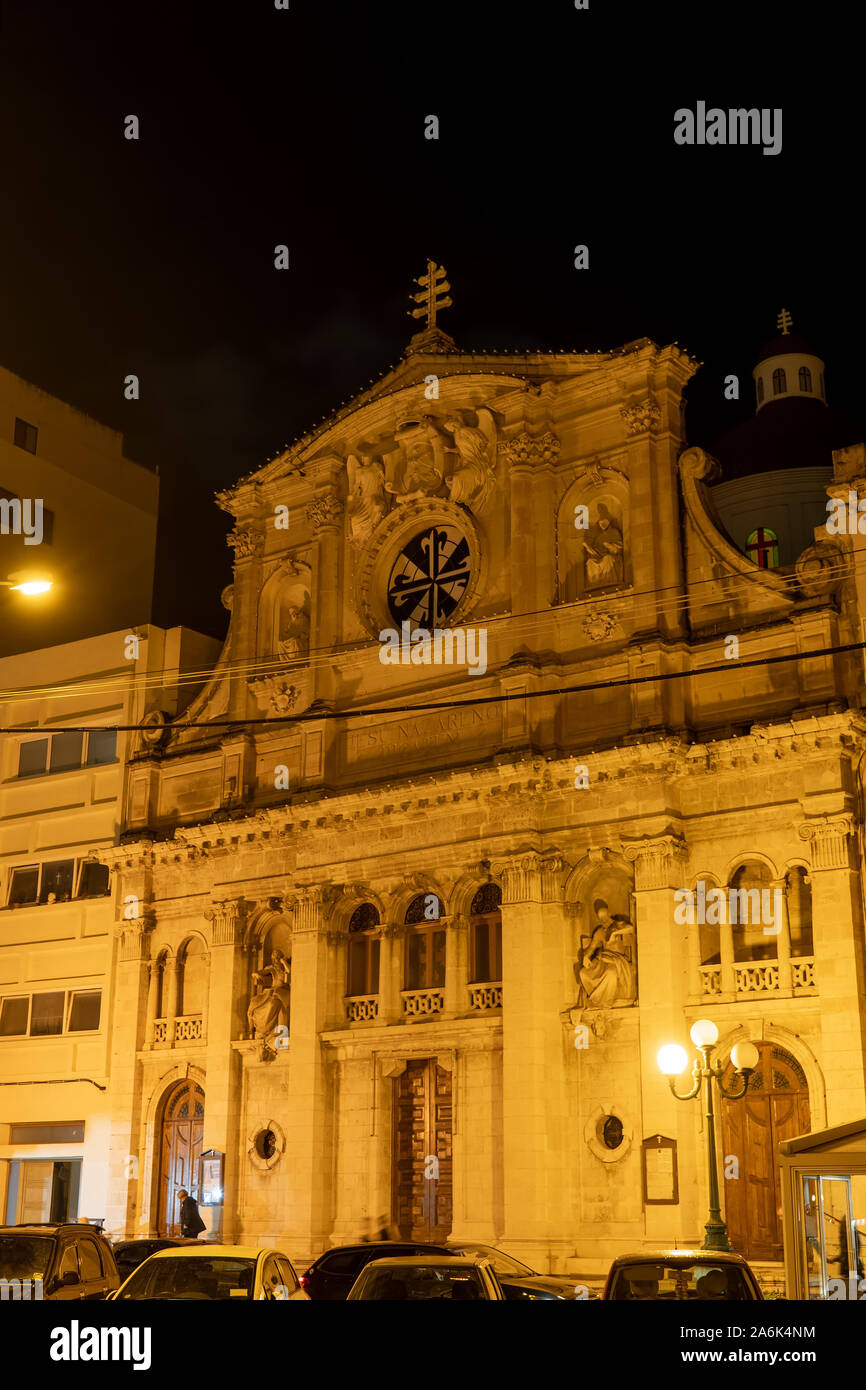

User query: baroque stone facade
[100,331,866,1280]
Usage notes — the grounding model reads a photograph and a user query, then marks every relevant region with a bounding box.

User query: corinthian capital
[226,526,264,562]
[305,489,343,532]
[502,430,560,470]
[294,883,339,933]
[797,815,855,871]
[205,898,248,946]
[623,835,688,890]
[492,849,569,905]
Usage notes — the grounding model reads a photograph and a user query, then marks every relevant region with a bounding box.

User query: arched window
[729,861,774,962]
[756,376,764,404]
[154,952,168,1019]
[404,893,445,990]
[346,902,380,997]
[469,883,502,983]
[696,879,721,967]
[798,365,812,392]
[786,868,813,957]
[177,938,207,1015]
[745,527,779,569]
[772,367,787,396]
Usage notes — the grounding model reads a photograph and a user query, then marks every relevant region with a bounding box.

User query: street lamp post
[658,1020,759,1252]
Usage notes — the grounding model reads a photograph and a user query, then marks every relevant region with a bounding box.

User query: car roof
[0,1224,92,1236]
[363,1255,489,1268]
[610,1250,751,1265]
[141,1244,271,1259]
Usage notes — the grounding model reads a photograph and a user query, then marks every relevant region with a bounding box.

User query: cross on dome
[777,307,792,335]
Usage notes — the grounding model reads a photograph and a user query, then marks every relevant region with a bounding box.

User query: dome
[710,396,859,482]
[756,331,815,363]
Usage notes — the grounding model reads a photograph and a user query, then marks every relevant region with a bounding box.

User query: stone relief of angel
[346,452,388,543]
[443,408,497,514]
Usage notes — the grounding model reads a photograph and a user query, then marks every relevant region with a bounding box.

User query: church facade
[101,285,866,1281]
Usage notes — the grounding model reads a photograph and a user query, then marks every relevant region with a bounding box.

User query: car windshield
[609,1262,754,1301]
[354,1265,487,1300]
[0,1235,54,1279]
[116,1256,257,1300]
[448,1244,533,1276]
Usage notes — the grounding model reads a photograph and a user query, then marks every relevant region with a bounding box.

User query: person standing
[177,1188,206,1239]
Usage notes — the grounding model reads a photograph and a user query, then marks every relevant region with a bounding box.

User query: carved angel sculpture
[346,453,387,543]
[443,409,497,514]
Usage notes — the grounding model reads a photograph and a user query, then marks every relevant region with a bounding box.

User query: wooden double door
[719,1044,810,1261]
[158,1080,205,1236]
[393,1059,453,1241]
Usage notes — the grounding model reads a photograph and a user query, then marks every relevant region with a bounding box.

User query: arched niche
[557,467,631,603]
[177,935,209,1016]
[257,558,312,664]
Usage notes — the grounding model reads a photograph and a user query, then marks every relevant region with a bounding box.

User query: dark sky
[1,0,861,637]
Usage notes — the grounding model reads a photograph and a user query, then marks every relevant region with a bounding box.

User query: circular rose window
[387,525,471,627]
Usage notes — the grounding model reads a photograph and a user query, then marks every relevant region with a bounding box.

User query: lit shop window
[745,527,779,569]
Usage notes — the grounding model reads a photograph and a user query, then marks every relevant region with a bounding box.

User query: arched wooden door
[719,1044,810,1261]
[157,1080,205,1236]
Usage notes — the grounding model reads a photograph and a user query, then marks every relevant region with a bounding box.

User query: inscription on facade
[350,704,497,762]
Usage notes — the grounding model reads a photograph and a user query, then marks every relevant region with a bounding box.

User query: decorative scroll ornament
[503,430,561,468]
[247,677,300,715]
[305,490,343,531]
[226,526,264,561]
[797,815,855,870]
[583,612,618,643]
[621,400,661,436]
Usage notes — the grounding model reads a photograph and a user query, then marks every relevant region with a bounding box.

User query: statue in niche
[277,605,309,663]
[346,453,388,544]
[582,502,624,592]
[574,898,636,1007]
[386,417,444,503]
[247,949,291,1046]
[443,409,497,515]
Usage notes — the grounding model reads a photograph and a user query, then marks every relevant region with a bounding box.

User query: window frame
[7,857,110,907]
[469,909,503,984]
[0,989,102,1038]
[16,729,117,780]
[772,366,787,396]
[13,418,38,453]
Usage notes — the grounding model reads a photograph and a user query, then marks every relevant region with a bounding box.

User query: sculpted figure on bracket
[346,452,388,544]
[247,949,291,1054]
[277,605,310,662]
[574,897,636,1007]
[581,501,624,592]
[443,408,497,515]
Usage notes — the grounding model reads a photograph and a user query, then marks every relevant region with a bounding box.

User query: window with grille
[405,894,446,990]
[346,903,381,997]
[772,367,786,395]
[469,883,502,983]
[745,527,779,569]
[799,366,812,392]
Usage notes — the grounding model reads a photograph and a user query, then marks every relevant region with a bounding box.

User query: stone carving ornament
[227,526,264,561]
[442,408,497,515]
[346,453,388,544]
[574,898,637,1007]
[247,950,291,1055]
[621,400,661,436]
[386,416,445,503]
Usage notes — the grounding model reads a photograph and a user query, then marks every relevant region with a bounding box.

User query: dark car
[302,1242,460,1299]
[111,1237,198,1284]
[0,1223,120,1300]
[602,1249,764,1301]
[445,1242,585,1300]
[302,1239,584,1301]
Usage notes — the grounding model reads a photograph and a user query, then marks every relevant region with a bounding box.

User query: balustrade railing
[468,983,502,1010]
[699,956,817,1000]
[401,988,444,1017]
[346,995,379,1023]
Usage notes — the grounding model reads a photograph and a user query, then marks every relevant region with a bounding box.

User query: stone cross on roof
[409,260,452,330]
[777,307,792,335]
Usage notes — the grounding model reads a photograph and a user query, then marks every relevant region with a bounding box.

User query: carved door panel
[720,1046,809,1261]
[393,1059,452,1242]
[157,1080,205,1236]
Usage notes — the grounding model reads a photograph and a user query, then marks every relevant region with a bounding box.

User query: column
[225,525,264,721]
[105,910,153,1237]
[798,813,866,1122]
[379,924,404,1023]
[284,885,335,1258]
[503,432,559,621]
[163,957,180,1047]
[306,486,343,708]
[199,954,211,1040]
[625,834,701,1244]
[202,899,248,1243]
[443,915,469,1016]
[720,918,736,996]
[143,958,161,1047]
[494,848,570,1269]
[771,877,792,993]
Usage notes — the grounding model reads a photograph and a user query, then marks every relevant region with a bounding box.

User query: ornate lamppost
[658,1019,759,1252]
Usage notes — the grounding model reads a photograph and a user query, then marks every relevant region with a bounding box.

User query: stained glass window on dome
[746,527,779,569]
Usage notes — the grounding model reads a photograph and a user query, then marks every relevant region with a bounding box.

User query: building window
[346,902,380,997]
[8,866,39,906]
[13,418,38,453]
[745,527,779,569]
[17,729,116,779]
[729,861,775,962]
[772,367,787,396]
[6,857,108,907]
[77,861,110,898]
[404,893,445,990]
[0,990,102,1037]
[67,992,101,1032]
[756,376,764,404]
[9,1122,84,1144]
[469,882,502,983]
[786,867,813,956]
[799,366,812,392]
[39,861,75,903]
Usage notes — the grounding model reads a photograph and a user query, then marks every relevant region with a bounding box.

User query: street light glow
[658,1043,689,1076]
[690,1018,719,1048]
[11,579,52,595]
[730,1040,760,1073]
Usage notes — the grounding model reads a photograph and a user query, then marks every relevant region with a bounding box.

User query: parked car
[301,1241,451,1299]
[347,1254,505,1300]
[109,1244,310,1300]
[111,1237,199,1284]
[0,1222,120,1300]
[445,1241,583,1300]
[602,1249,764,1301]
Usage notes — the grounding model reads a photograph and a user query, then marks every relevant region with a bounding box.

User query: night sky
[0,0,861,638]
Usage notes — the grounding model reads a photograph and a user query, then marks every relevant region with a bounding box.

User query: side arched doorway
[157,1079,205,1236]
[719,1043,810,1261]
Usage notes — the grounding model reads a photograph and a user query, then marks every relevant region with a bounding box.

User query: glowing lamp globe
[11,579,52,595]
[690,1018,719,1048]
[730,1041,760,1073]
[658,1044,689,1076]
